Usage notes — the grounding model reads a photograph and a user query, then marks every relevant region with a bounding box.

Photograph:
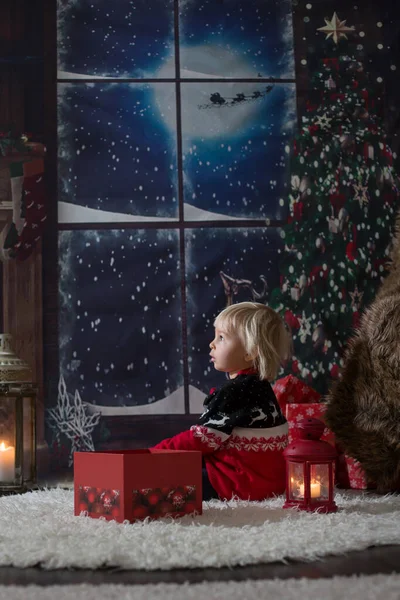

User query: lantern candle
[0,442,15,482]
[299,481,321,498]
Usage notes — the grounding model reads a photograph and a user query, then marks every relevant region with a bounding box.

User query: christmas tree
[270,55,400,395]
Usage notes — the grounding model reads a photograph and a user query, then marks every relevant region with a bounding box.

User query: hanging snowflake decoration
[315,114,332,130]
[353,182,369,207]
[46,375,101,466]
[349,285,364,309]
[298,312,313,343]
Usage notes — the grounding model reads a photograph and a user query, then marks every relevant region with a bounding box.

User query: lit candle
[299,481,321,499]
[0,442,15,482]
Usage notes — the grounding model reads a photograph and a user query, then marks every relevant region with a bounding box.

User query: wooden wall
[0,0,49,474]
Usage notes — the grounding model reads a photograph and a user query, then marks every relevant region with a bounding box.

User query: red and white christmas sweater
[153,370,289,500]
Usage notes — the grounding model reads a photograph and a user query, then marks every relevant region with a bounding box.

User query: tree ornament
[299,272,308,291]
[340,134,355,152]
[285,310,300,329]
[346,240,357,261]
[353,182,369,207]
[315,114,332,130]
[316,237,326,252]
[330,363,340,378]
[328,207,340,234]
[291,284,301,301]
[312,324,326,349]
[291,175,311,202]
[354,106,369,120]
[325,76,336,90]
[364,143,374,161]
[298,312,313,343]
[338,207,350,233]
[349,285,364,309]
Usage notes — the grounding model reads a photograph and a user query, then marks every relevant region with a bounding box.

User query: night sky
[179,0,294,79]
[59,229,183,406]
[58,0,175,78]
[181,82,295,220]
[58,0,293,79]
[186,227,283,394]
[58,83,178,219]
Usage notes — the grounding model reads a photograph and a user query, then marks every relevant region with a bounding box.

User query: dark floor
[0,546,399,586]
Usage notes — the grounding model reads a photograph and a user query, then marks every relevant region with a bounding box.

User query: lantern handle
[297,418,325,441]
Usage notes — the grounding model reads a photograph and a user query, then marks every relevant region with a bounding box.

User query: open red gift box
[74,449,202,523]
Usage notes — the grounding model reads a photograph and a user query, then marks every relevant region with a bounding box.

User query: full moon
[153,45,267,141]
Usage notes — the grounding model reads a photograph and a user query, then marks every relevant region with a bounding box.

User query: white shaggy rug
[2,575,400,600]
[0,488,399,571]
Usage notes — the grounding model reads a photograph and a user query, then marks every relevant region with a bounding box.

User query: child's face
[209,324,251,378]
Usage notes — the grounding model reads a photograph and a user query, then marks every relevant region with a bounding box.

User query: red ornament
[132,506,151,521]
[330,364,340,378]
[87,490,98,505]
[284,310,300,329]
[291,360,299,374]
[323,58,339,70]
[293,201,304,220]
[329,192,346,211]
[346,241,356,261]
[183,502,197,515]
[147,492,162,507]
[78,502,88,513]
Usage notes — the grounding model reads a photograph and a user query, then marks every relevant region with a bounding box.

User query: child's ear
[245,351,258,362]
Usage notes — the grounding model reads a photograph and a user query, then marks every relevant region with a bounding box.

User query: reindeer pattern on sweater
[198,373,286,434]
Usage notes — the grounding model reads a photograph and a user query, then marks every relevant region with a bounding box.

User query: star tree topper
[317,13,355,45]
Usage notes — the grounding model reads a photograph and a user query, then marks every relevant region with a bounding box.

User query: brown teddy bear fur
[324,211,400,493]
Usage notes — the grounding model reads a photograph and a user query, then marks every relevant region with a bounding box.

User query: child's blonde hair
[214,302,292,381]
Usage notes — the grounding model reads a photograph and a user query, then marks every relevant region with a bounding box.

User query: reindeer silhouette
[249,407,270,425]
[268,402,280,422]
[219,271,269,306]
[205,414,230,427]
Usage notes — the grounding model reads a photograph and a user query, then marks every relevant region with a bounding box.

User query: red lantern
[283,418,337,513]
